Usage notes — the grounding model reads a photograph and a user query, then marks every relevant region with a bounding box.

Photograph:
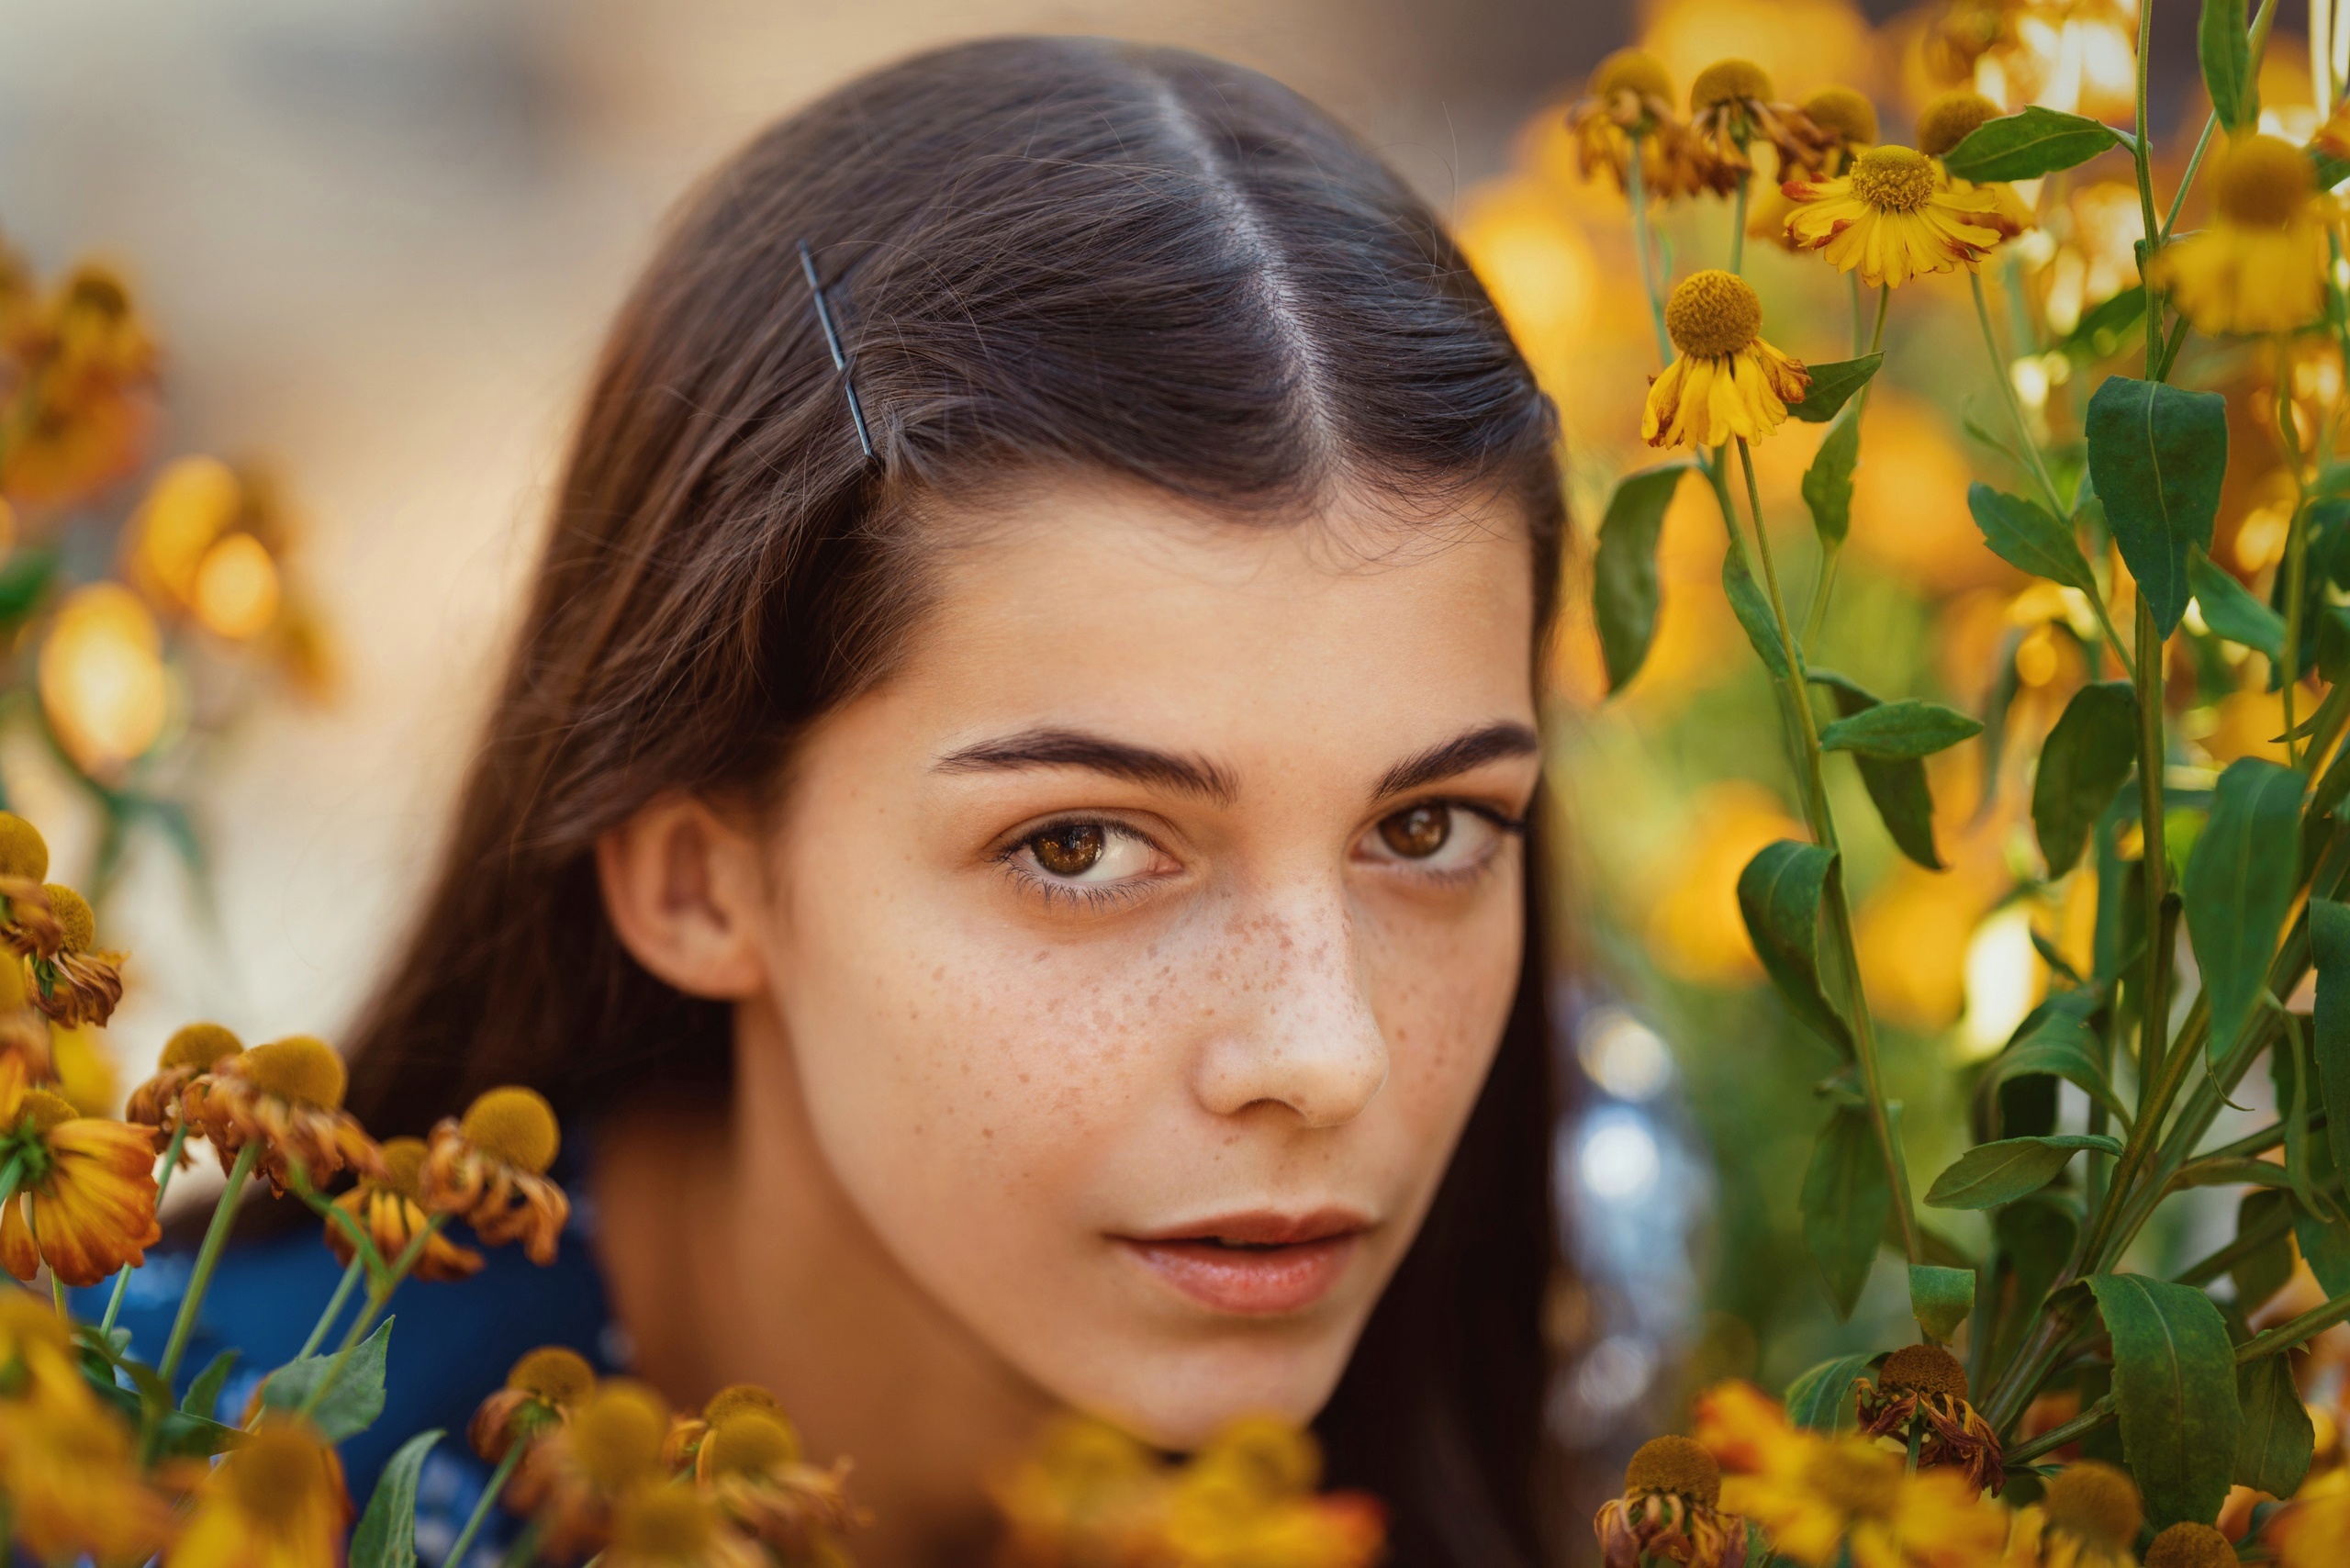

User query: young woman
[339,33,1567,1567]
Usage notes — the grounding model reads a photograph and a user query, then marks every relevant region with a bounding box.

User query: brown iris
[1030,823,1105,876]
[1378,804,1449,858]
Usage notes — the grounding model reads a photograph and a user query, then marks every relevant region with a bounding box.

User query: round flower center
[238,1036,347,1109]
[158,1022,242,1073]
[1591,47,1672,106]
[612,1489,715,1553]
[1623,1434,1720,1506]
[0,816,48,883]
[1800,1446,1899,1520]
[707,1411,800,1475]
[506,1345,597,1407]
[17,1090,76,1136]
[1852,146,1940,213]
[575,1383,669,1492]
[2043,1461,2143,1549]
[227,1426,326,1524]
[1665,270,1763,359]
[1691,58,1771,113]
[1917,91,1999,159]
[460,1085,561,1174]
[1876,1342,1969,1403]
[1203,1415,1319,1495]
[703,1383,783,1425]
[376,1137,429,1202]
[2216,134,2313,227]
[1802,86,1878,148]
[43,886,93,955]
[2144,1522,2237,1568]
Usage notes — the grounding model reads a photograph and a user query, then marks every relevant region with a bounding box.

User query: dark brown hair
[345,35,1566,1565]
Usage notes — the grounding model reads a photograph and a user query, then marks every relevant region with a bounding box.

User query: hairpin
[797,240,876,461]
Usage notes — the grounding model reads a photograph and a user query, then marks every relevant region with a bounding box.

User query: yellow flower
[666,1383,787,1473]
[420,1084,570,1264]
[2148,134,2327,336]
[1784,145,2013,286]
[603,1484,765,1568]
[1855,1344,2005,1497]
[168,1417,350,1568]
[2268,1463,2350,1568]
[327,1135,483,1282]
[0,1286,92,1407]
[1686,59,1837,187]
[0,263,159,510]
[0,1056,161,1286]
[2142,1522,2237,1568]
[1918,91,2037,236]
[1566,48,1718,201]
[125,1021,244,1151]
[1595,1434,1750,1568]
[470,1343,598,1462]
[183,1034,383,1195]
[1642,271,1811,450]
[698,1408,865,1560]
[1162,1418,1386,1568]
[2002,1462,2142,1568]
[0,1391,174,1562]
[1750,87,1879,252]
[1697,1381,2007,1568]
[992,1416,1164,1564]
[510,1378,674,1562]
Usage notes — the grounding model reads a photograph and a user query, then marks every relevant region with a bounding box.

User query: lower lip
[1120,1234,1361,1316]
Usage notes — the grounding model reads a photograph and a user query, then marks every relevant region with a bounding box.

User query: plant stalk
[444,1439,526,1568]
[298,1254,366,1361]
[155,1141,255,1388]
[103,1121,191,1335]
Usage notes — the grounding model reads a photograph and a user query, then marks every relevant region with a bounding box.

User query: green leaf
[1593,463,1689,694]
[2315,144,2350,194]
[0,549,57,624]
[1924,1134,2121,1210]
[1910,1264,1975,1343]
[1783,1352,1877,1431]
[2315,899,2350,1187]
[1789,354,1883,423]
[2200,0,2258,131]
[2235,1354,2314,1498]
[2298,1201,2350,1294]
[259,1317,392,1442]
[1810,672,1942,868]
[1723,538,1790,677]
[1804,407,1864,548]
[2231,1190,2297,1313]
[1802,1104,1891,1318]
[2183,758,2303,1059]
[183,1348,240,1418]
[2188,545,2286,661]
[1983,1003,2132,1126]
[351,1428,442,1568]
[1818,700,1985,760]
[2086,375,2230,637]
[2059,286,2148,363]
[2089,1273,2244,1529]
[1737,841,1853,1054]
[2031,681,2139,878]
[1943,106,2126,181]
[1967,483,2100,597]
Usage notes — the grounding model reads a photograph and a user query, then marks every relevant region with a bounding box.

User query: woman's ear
[595,794,772,1000]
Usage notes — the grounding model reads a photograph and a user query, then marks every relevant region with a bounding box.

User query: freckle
[982,1126,994,1138]
[1035,949,1050,963]
[932,966,946,981]
[1019,1073,1031,1085]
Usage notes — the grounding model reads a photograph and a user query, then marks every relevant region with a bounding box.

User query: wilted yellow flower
[168,1417,349,1568]
[328,1135,483,1282]
[1642,271,1811,449]
[2269,1463,2350,1568]
[1918,90,2036,233]
[470,1343,598,1462]
[2003,1462,2143,1568]
[699,1408,864,1561]
[0,263,158,510]
[127,455,241,609]
[1596,1434,1750,1568]
[1687,59,1837,185]
[15,883,125,1030]
[1855,1345,2004,1497]
[2149,134,2326,336]
[420,1084,569,1264]
[603,1484,765,1568]
[1749,86,1879,251]
[1784,145,2013,286]
[1568,48,1720,200]
[1161,1418,1385,1568]
[183,1034,382,1195]
[2143,1522,2238,1568]
[0,1055,161,1286]
[0,1393,175,1562]
[126,1021,243,1148]
[39,583,168,780]
[510,1379,675,1562]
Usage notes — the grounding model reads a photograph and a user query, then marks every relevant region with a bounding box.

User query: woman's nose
[1189,892,1389,1128]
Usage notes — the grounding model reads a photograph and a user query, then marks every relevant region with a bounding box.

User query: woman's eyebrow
[933,727,1240,804]
[1372,722,1540,800]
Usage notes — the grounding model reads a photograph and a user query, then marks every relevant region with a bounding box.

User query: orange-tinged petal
[28,1117,162,1283]
[0,1194,37,1281]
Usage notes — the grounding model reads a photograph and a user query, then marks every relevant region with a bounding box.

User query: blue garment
[70,1193,617,1567]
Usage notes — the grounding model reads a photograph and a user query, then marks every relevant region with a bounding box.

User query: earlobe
[595,795,772,1001]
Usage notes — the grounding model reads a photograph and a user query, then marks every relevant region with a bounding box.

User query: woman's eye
[1032,823,1104,876]
[1010,820,1161,885]
[1357,802,1512,875]
[1378,803,1451,858]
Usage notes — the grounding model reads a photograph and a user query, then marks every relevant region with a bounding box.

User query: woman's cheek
[1364,865,1525,1138]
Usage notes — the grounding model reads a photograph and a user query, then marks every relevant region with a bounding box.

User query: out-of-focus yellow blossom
[168,1417,349,1568]
[328,1136,484,1282]
[2002,1461,2142,1568]
[420,1083,570,1265]
[0,1389,175,1563]
[1642,0,1882,112]
[0,261,159,510]
[1751,86,1879,249]
[1643,271,1811,449]
[2272,1464,2350,1567]
[39,582,168,779]
[1455,176,1602,382]
[1687,59,1837,188]
[2142,1522,2237,1568]
[46,1022,114,1116]
[0,1053,160,1286]
[1857,861,2003,1031]
[2033,181,2145,335]
[1920,0,2138,123]
[183,1034,383,1195]
[471,1345,598,1463]
[13,882,125,1030]
[1785,145,2015,286]
[2150,134,2327,336]
[126,1021,243,1149]
[1645,781,1807,984]
[1917,90,2037,233]
[1568,49,1718,201]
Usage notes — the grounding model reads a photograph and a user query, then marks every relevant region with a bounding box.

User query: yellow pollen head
[706,1410,801,1475]
[227,1422,330,1524]
[1799,1444,1900,1519]
[2043,1461,2143,1549]
[238,1036,347,1110]
[506,1345,597,1407]
[1622,1435,1720,1505]
[1665,271,1763,359]
[703,1383,782,1425]
[41,887,93,955]
[1803,87,1879,148]
[575,1382,670,1492]
[2215,134,2314,227]
[376,1137,430,1201]
[0,1285,70,1353]
[460,1085,560,1174]
[2145,1522,2237,1568]
[1691,58,1772,113]
[1202,1415,1321,1495]
[1877,1343,1969,1403]
[1851,145,1940,213]
[1918,91,2001,158]
[159,1023,243,1073]
[1591,48,1673,106]
[17,1089,77,1136]
[611,1487,715,1553]
[0,816,48,883]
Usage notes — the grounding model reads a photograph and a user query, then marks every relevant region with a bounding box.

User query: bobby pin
[796,240,876,461]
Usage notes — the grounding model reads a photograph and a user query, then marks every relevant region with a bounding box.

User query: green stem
[103,1121,189,1335]
[1850,271,1865,356]
[1971,270,2071,522]
[1730,172,1750,276]
[2174,1196,2300,1285]
[1801,286,1891,652]
[297,1215,443,1420]
[2238,1289,2350,1363]
[443,1439,525,1567]
[2007,1394,2118,1466]
[298,1254,365,1360]
[2159,116,2220,243]
[2279,340,2312,767]
[2131,598,2172,1120]
[1628,133,1672,368]
[2132,0,2163,367]
[155,1141,255,1388]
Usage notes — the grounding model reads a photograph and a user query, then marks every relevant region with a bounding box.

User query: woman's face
[749,480,1539,1446]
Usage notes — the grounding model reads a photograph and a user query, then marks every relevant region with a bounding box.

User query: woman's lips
[1116,1210,1369,1316]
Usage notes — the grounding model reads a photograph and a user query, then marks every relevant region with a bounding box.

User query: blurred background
[0,0,2311,1551]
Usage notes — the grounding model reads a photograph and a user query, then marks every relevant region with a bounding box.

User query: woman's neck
[592,1000,1057,1566]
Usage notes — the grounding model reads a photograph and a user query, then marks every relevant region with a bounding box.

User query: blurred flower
[510,1379,673,1562]
[2150,135,2327,337]
[1925,0,2138,122]
[666,1383,788,1473]
[0,1054,160,1285]
[126,1021,243,1151]
[2033,181,2143,335]
[2271,1464,2350,1568]
[192,529,281,638]
[1455,176,1602,380]
[126,455,241,610]
[470,1344,597,1463]
[1918,90,2037,233]
[1645,782,1807,984]
[1688,60,1837,185]
[328,1135,483,1283]
[18,883,124,1030]
[2203,688,2291,766]
[39,583,168,779]
[183,1034,382,1195]
[0,1390,174,1562]
[167,1417,349,1568]
[1856,1345,2004,1495]
[1785,145,2014,286]
[1644,271,1811,448]
[1857,863,1992,1031]
[1848,395,2014,592]
[1751,86,1880,249]
[0,261,159,510]
[1595,1434,1751,1567]
[1640,0,1882,110]
[699,1408,864,1562]
[46,1023,114,1116]
[1569,49,1718,199]
[2142,1522,2237,1568]
[2005,1461,2142,1568]
[420,1084,569,1265]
